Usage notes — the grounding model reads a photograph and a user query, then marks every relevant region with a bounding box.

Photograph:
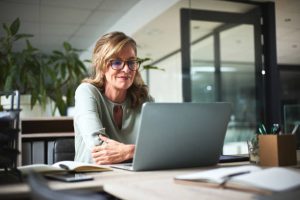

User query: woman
[74,32,153,164]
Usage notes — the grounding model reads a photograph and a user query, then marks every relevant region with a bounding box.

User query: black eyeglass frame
[109,59,140,71]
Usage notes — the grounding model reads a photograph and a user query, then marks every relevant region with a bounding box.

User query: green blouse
[74,83,152,163]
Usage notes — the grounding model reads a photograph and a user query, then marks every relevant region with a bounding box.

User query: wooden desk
[0,163,258,200]
[2,153,300,200]
[103,166,256,200]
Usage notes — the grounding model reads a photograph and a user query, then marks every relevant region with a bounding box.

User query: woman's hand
[91,135,135,165]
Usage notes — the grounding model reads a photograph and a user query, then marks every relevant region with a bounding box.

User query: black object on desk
[28,171,109,200]
[219,155,249,163]
[44,173,94,182]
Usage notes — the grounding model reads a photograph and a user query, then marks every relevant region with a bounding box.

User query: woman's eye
[113,60,122,65]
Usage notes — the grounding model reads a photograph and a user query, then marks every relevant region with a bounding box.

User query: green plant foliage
[138,57,165,71]
[1,18,162,116]
[46,42,89,115]
[0,18,88,116]
[0,18,34,91]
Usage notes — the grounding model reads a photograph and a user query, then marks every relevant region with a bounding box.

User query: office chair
[27,171,109,200]
[53,138,75,163]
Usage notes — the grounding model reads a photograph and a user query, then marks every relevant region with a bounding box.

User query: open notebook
[18,161,111,174]
[175,166,300,194]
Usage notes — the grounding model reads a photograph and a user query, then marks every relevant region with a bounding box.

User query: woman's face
[104,44,137,92]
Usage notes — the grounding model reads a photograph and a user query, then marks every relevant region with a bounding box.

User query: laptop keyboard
[111,162,133,171]
[123,163,133,166]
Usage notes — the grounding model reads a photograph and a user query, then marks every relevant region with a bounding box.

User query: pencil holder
[258,134,297,166]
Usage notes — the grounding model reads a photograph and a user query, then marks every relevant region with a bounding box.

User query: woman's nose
[122,63,131,73]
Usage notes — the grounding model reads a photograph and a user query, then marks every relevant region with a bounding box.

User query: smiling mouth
[117,76,131,80]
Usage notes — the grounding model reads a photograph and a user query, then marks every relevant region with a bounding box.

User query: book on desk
[18,160,112,174]
[174,165,300,194]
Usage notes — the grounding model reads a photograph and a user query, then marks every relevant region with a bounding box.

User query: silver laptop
[111,102,231,171]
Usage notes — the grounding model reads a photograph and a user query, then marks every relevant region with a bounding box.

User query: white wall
[80,0,180,62]
[148,53,183,102]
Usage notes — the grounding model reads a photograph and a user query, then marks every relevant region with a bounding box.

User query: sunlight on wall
[148,53,183,102]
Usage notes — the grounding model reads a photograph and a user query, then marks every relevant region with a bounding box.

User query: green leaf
[10,18,20,36]
[66,88,74,106]
[47,67,56,81]
[4,75,13,91]
[26,40,38,52]
[72,47,83,52]
[30,93,38,109]
[143,65,165,71]
[77,61,88,73]
[3,23,11,36]
[61,64,66,79]
[25,40,32,50]
[54,95,67,116]
[137,57,151,63]
[63,42,72,51]
[14,33,33,41]
[40,90,48,110]
[53,50,64,56]
[83,59,91,63]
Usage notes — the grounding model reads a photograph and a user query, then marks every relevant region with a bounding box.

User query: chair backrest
[53,138,75,163]
[0,90,20,129]
[0,90,20,170]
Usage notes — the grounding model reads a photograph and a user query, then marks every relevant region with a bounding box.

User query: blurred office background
[0,0,299,154]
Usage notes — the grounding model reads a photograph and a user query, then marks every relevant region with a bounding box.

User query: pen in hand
[59,164,70,171]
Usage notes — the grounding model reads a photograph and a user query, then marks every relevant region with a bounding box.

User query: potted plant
[0,18,88,116]
[0,18,46,112]
[45,42,88,115]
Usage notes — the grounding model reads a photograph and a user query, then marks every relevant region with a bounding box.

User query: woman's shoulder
[76,82,99,91]
[76,83,102,96]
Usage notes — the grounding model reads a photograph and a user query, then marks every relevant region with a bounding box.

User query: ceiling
[0,0,299,65]
[0,0,140,54]
[133,0,300,66]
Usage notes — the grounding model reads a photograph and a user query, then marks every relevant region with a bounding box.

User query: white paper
[52,161,103,171]
[175,165,261,184]
[18,164,63,174]
[230,167,300,192]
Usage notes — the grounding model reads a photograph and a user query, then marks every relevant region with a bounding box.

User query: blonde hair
[83,31,149,108]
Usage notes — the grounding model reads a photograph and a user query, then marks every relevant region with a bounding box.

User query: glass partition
[283,104,300,149]
[188,11,259,155]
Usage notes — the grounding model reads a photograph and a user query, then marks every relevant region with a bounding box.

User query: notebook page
[175,165,261,184]
[230,167,300,192]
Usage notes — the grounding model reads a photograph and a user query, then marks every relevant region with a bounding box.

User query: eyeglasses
[109,59,140,71]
